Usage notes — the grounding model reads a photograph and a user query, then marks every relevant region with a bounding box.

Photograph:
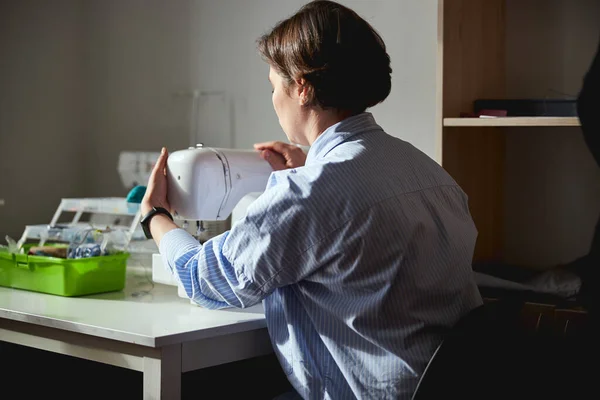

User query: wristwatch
[140,207,173,239]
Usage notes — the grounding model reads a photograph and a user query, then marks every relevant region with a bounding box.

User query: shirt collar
[305,112,381,165]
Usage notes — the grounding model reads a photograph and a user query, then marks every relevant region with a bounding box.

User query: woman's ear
[295,78,310,106]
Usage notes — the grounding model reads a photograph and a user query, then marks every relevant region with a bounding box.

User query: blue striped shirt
[160,112,482,399]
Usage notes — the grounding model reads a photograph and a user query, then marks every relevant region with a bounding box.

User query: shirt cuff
[158,228,201,272]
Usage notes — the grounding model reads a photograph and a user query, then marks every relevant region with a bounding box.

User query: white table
[0,266,273,399]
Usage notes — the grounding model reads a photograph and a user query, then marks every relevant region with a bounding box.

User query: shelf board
[443,117,580,127]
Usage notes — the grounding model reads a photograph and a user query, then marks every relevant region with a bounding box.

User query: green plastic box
[0,245,129,297]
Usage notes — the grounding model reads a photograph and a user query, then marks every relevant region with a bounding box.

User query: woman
[142,1,481,398]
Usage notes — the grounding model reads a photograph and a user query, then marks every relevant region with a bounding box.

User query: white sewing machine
[167,144,273,221]
[151,145,273,300]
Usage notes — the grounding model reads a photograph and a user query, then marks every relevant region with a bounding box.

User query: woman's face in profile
[269,66,307,145]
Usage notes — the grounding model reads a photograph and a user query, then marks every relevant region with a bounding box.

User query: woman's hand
[254,141,307,170]
[141,147,171,215]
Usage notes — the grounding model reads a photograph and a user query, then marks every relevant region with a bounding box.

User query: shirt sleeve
[158,173,323,309]
[159,228,261,309]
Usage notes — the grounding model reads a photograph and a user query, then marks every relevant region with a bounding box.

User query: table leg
[143,343,182,400]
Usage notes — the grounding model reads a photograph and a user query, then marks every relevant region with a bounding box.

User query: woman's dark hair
[258,0,392,114]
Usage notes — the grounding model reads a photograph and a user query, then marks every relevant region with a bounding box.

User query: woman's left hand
[254,141,307,170]
[141,147,171,215]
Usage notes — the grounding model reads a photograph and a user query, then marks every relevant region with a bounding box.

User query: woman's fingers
[160,147,168,175]
[254,141,294,154]
[150,147,166,177]
[260,149,287,171]
[254,141,306,168]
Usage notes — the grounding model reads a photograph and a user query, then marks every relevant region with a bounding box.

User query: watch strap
[140,207,173,239]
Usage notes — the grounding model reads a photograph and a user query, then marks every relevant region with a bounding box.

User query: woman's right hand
[254,141,307,171]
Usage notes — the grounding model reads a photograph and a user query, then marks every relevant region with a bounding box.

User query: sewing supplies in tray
[22,227,128,259]
[0,227,130,296]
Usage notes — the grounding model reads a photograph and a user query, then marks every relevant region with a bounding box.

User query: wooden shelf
[443,117,580,127]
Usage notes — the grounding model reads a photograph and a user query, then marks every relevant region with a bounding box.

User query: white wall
[504,0,600,266]
[190,0,439,158]
[84,0,194,197]
[0,0,87,240]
